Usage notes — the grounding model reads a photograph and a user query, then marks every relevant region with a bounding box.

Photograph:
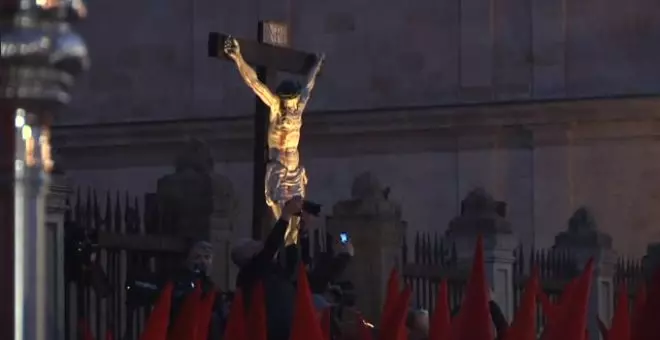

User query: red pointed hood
[634,269,660,340]
[168,283,203,340]
[606,283,630,340]
[223,289,248,340]
[247,282,268,340]
[320,308,332,340]
[540,276,578,322]
[505,267,540,340]
[631,283,647,340]
[381,267,401,327]
[197,288,217,340]
[379,286,412,340]
[542,258,594,340]
[450,235,493,340]
[290,263,325,340]
[139,282,174,340]
[429,280,450,340]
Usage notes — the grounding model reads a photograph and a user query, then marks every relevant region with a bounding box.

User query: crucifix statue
[223,36,325,246]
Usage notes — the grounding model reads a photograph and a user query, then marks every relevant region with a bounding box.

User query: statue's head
[276,80,302,111]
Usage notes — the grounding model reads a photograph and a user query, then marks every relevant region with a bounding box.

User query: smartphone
[339,232,349,244]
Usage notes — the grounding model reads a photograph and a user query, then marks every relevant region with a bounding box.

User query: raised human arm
[252,217,289,266]
[252,197,303,266]
[224,37,279,108]
[234,56,279,107]
[297,53,325,111]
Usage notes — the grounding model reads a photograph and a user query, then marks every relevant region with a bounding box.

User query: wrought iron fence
[64,189,186,340]
[63,188,333,340]
[401,230,646,333]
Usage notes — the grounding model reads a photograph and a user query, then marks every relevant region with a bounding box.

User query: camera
[294,200,322,217]
[125,273,164,307]
[125,270,209,307]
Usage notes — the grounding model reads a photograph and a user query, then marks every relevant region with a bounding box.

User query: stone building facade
[54,0,660,256]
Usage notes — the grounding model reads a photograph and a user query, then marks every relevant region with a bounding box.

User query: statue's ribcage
[269,126,301,150]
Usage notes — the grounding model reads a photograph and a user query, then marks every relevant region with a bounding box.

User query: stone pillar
[444,188,518,321]
[156,139,239,289]
[1,1,89,337]
[326,172,405,324]
[45,172,71,340]
[553,207,616,340]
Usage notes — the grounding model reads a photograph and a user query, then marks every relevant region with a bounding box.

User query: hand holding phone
[335,233,354,257]
[339,232,349,244]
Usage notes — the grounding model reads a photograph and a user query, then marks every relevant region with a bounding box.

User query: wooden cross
[208,21,317,240]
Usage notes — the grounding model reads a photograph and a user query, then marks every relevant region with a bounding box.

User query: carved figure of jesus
[224,36,325,245]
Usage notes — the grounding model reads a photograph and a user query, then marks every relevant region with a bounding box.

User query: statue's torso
[264,103,307,204]
[268,105,302,157]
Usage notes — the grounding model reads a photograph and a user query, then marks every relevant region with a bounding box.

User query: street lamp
[1,0,89,339]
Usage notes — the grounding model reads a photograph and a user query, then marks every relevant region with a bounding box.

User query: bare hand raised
[334,239,354,257]
[223,36,241,60]
[316,53,326,65]
[311,53,325,78]
[281,196,304,220]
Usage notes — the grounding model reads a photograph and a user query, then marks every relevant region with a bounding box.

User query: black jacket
[236,218,294,340]
[235,218,354,340]
[284,243,352,294]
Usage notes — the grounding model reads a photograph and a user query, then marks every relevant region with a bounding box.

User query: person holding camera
[231,196,309,340]
[170,241,225,338]
[307,237,354,294]
[125,241,222,339]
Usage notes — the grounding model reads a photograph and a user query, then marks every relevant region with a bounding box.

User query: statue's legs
[269,202,282,219]
[268,201,300,246]
[265,159,306,246]
[284,215,300,246]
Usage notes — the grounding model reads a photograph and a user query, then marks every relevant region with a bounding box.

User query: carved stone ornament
[157,138,237,239]
[332,172,402,218]
[174,138,214,174]
[554,207,613,249]
[445,188,513,237]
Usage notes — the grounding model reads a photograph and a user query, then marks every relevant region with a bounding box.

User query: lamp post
[0,0,89,339]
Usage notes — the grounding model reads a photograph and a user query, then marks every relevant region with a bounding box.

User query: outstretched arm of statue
[223,36,279,107]
[298,53,325,111]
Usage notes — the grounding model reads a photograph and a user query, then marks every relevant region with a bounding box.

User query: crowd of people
[133,196,513,340]
[130,195,660,340]
[147,196,359,340]
[228,197,353,340]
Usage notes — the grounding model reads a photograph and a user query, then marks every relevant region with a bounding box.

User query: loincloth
[264,159,307,206]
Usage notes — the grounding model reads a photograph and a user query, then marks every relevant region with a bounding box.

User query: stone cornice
[52,95,660,169]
